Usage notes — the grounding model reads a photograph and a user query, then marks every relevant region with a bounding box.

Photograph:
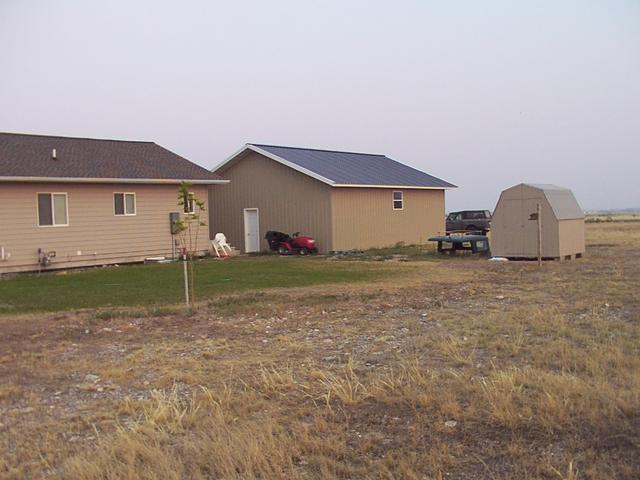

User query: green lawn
[0,257,404,314]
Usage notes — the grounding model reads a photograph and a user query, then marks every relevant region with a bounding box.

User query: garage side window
[393,191,403,210]
[114,193,136,215]
[37,193,68,226]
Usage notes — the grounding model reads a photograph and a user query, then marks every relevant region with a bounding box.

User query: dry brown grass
[0,222,639,479]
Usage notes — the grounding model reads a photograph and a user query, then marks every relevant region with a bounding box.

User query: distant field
[0,222,638,479]
[585,212,640,223]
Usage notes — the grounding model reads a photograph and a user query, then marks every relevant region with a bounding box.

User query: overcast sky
[1,1,638,211]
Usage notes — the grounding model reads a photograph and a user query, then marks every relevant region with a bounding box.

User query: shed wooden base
[504,253,584,262]
[558,252,584,262]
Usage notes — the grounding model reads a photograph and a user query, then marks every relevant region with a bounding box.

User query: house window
[184,193,196,215]
[114,193,136,216]
[393,191,403,210]
[37,193,68,226]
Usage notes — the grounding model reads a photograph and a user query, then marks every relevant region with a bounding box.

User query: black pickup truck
[446,210,491,233]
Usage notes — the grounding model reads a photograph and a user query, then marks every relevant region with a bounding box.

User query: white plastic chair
[212,233,232,258]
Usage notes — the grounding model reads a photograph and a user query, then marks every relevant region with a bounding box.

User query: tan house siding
[209,152,333,253]
[330,188,445,251]
[0,182,209,273]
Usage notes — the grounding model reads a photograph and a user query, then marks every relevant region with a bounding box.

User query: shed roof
[215,143,456,189]
[0,132,228,184]
[521,183,584,220]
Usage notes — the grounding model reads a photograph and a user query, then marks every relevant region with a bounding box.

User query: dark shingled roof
[0,132,225,182]
[249,144,456,188]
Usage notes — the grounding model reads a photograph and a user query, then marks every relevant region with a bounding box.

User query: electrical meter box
[170,212,181,234]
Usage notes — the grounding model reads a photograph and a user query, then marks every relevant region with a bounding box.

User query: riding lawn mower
[265,231,318,256]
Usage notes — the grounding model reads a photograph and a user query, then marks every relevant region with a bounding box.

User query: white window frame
[392,190,404,211]
[114,192,137,216]
[36,192,69,227]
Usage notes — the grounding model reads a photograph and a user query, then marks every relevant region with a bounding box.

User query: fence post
[537,203,542,266]
[183,254,190,305]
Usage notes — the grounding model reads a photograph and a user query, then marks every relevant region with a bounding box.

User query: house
[491,183,585,260]
[209,144,456,253]
[0,133,228,273]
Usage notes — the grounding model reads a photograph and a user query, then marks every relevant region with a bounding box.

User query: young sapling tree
[174,182,207,305]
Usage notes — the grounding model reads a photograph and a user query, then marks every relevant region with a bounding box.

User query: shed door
[500,199,525,256]
[522,198,542,257]
[243,208,260,253]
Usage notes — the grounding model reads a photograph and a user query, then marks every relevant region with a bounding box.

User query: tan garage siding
[0,183,210,273]
[209,152,333,253]
[330,188,445,251]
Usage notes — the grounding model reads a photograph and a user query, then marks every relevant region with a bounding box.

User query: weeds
[438,335,474,365]
[317,359,370,407]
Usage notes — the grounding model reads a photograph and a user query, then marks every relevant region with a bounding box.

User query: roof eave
[332,183,457,190]
[0,176,229,185]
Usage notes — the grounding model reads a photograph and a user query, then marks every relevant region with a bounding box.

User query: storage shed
[209,144,456,253]
[491,183,585,260]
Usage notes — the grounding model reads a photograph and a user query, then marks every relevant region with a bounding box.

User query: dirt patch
[1,223,639,479]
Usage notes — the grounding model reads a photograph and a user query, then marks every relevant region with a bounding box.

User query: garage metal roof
[215,143,456,189]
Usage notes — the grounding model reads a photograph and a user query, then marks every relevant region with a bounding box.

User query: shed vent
[52,148,57,160]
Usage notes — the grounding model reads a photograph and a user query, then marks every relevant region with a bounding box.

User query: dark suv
[446,210,491,233]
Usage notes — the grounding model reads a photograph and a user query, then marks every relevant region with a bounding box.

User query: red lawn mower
[265,231,318,256]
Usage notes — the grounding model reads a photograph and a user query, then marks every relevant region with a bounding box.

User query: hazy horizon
[1,1,638,211]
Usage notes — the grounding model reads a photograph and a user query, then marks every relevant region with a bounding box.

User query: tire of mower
[278,246,288,255]
[299,248,309,256]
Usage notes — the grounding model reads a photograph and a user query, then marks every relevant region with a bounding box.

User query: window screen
[53,194,67,225]
[125,194,135,214]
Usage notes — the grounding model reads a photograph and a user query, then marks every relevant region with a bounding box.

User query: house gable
[209,151,333,252]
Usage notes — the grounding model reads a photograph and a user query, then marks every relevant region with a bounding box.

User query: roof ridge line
[249,143,385,157]
[0,132,154,144]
